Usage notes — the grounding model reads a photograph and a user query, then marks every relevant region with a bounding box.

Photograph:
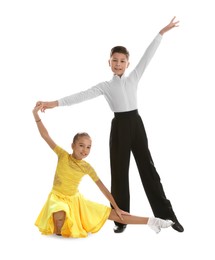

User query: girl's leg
[53,210,66,235]
[108,209,148,224]
[108,209,173,233]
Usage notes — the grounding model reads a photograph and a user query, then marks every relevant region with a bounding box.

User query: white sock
[147,217,174,234]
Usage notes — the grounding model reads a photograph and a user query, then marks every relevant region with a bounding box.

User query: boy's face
[72,136,92,160]
[109,53,129,77]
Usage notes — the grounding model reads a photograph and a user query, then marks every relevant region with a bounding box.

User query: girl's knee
[53,211,66,235]
[53,210,66,221]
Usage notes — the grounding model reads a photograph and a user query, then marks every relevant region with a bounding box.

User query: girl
[33,104,173,238]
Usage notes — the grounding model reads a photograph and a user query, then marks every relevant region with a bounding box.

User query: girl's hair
[72,132,91,143]
[110,46,130,59]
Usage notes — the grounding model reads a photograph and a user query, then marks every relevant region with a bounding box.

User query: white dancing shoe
[147,218,174,234]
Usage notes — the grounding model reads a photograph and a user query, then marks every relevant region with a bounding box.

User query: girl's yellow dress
[35,145,111,238]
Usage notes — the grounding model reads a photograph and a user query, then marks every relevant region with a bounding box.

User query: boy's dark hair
[110,46,130,59]
[73,132,91,143]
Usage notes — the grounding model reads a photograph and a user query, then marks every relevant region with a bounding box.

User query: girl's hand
[33,104,43,113]
[115,208,130,221]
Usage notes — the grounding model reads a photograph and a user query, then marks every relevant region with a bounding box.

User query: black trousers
[109,110,176,226]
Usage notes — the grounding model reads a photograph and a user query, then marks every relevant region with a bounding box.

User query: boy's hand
[159,16,179,35]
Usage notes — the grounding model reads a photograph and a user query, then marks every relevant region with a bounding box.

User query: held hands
[36,101,58,112]
[159,16,179,35]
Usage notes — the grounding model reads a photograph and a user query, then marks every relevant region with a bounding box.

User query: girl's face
[109,52,129,77]
[72,136,92,160]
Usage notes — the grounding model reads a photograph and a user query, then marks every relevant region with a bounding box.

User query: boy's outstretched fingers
[41,106,46,112]
[171,16,179,27]
[159,16,180,35]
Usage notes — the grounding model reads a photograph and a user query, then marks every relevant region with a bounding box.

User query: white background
[1,0,215,259]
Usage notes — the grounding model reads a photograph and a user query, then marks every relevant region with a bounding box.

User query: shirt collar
[113,74,125,79]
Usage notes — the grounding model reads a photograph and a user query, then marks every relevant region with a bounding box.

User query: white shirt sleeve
[130,33,162,81]
[58,83,105,106]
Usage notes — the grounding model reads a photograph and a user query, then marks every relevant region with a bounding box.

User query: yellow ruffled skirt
[35,190,111,238]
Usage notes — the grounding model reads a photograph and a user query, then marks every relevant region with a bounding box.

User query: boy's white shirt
[58,33,162,113]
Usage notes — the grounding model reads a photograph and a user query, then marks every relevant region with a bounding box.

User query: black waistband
[114,109,139,118]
